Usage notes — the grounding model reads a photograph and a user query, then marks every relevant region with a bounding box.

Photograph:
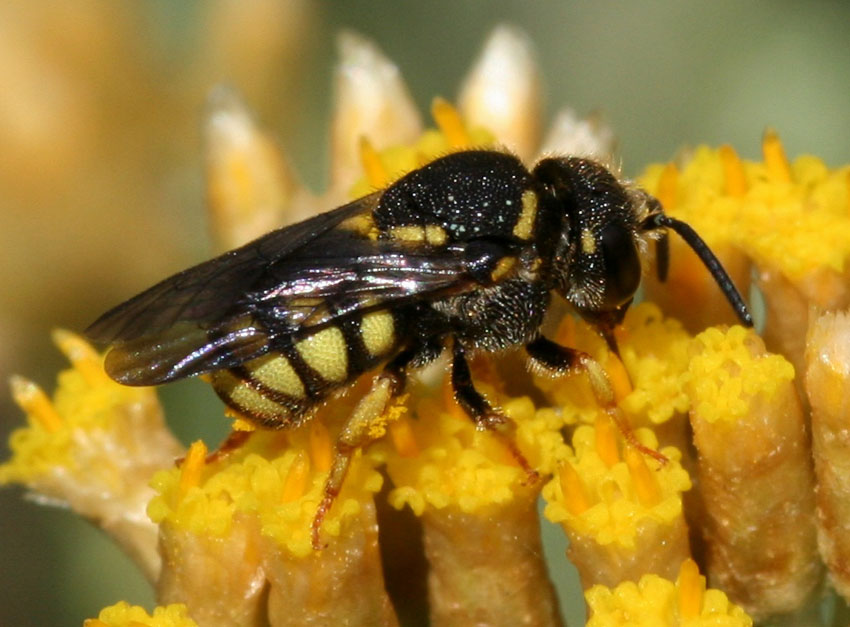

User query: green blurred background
[1,1,849,624]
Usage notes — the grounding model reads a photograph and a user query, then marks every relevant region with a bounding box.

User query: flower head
[4,25,849,627]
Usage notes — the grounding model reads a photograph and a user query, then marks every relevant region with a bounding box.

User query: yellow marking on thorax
[512,189,538,239]
[425,224,447,245]
[360,310,395,357]
[489,257,517,282]
[340,214,380,240]
[388,224,447,245]
[250,354,306,398]
[581,228,596,254]
[295,326,348,383]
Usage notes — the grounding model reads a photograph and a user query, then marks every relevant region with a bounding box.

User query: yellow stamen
[762,128,792,183]
[555,315,577,347]
[677,558,705,619]
[625,446,660,507]
[309,420,333,473]
[178,440,207,498]
[606,354,632,403]
[10,375,63,433]
[558,461,590,516]
[594,413,620,467]
[389,417,419,458]
[442,375,468,421]
[83,620,109,627]
[656,162,679,210]
[358,136,389,188]
[281,452,310,503]
[431,97,470,148]
[52,329,107,386]
[719,144,747,197]
[471,355,505,394]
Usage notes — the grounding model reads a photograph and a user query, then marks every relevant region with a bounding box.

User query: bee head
[532,157,647,329]
[532,156,752,342]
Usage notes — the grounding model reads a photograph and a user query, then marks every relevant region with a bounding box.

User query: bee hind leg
[311,346,419,550]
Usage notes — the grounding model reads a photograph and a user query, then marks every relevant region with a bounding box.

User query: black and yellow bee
[87,150,751,545]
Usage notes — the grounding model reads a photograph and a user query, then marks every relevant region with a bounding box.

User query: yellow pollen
[309,420,333,473]
[719,144,747,197]
[231,417,256,432]
[677,558,705,619]
[594,413,620,467]
[10,375,63,433]
[431,97,470,148]
[762,128,792,183]
[358,136,389,188]
[606,354,632,403]
[52,329,106,386]
[178,440,208,498]
[656,162,679,210]
[389,417,419,458]
[558,461,590,516]
[281,452,310,503]
[625,446,660,507]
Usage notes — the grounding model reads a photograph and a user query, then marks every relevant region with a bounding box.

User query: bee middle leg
[450,339,538,481]
[525,335,667,465]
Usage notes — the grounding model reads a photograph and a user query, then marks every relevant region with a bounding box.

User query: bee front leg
[450,340,538,482]
[525,336,667,465]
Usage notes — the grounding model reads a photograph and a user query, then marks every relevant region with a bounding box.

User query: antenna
[643,212,753,327]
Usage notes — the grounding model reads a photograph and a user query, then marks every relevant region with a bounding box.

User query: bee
[87,150,752,546]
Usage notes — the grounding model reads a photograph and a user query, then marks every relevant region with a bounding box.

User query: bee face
[532,157,644,323]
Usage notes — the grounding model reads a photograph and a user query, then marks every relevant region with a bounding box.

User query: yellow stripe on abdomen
[360,310,395,358]
[211,366,303,428]
[295,325,348,383]
[249,353,306,398]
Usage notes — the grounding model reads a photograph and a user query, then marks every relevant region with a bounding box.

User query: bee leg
[311,347,419,550]
[174,429,252,467]
[525,336,668,465]
[450,340,539,483]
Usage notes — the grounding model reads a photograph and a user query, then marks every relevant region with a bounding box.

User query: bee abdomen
[211,310,400,428]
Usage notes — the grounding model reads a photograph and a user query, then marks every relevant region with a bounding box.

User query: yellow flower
[84,601,197,627]
[1,330,181,581]
[3,23,849,627]
[585,559,753,626]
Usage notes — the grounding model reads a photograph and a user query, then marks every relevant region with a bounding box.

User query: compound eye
[599,223,641,309]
